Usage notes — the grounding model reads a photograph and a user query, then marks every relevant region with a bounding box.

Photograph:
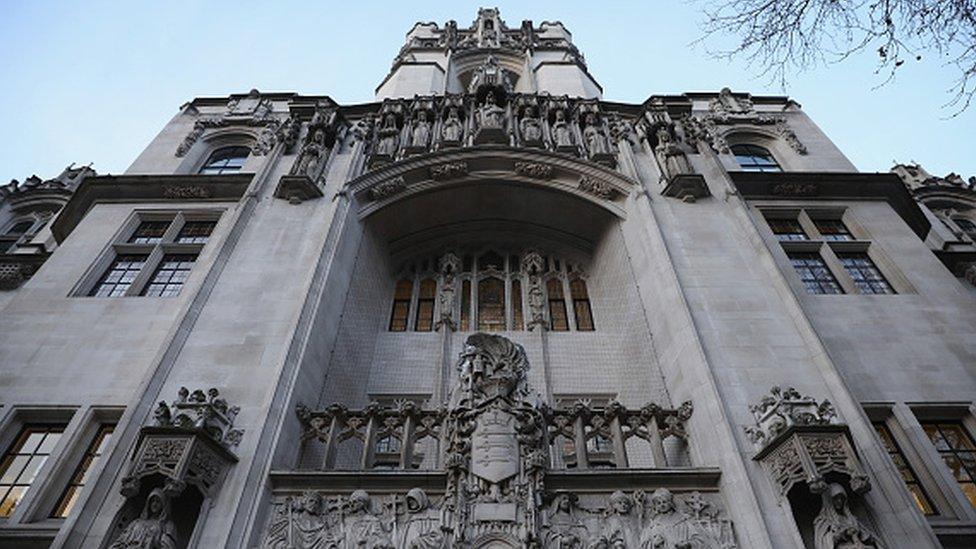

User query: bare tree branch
[694,0,976,115]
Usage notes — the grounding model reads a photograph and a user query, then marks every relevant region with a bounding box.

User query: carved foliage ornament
[429,161,468,181]
[514,161,554,180]
[152,386,244,449]
[369,177,407,201]
[745,386,835,447]
[175,96,279,157]
[578,176,615,199]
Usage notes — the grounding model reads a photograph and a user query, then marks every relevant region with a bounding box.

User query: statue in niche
[813,483,884,549]
[654,127,694,182]
[436,253,460,331]
[293,129,328,180]
[376,113,400,157]
[411,111,432,148]
[582,113,609,156]
[520,106,544,143]
[552,110,574,149]
[543,492,588,548]
[522,252,547,329]
[401,488,445,549]
[109,488,177,549]
[344,490,394,548]
[442,108,463,143]
[479,91,506,130]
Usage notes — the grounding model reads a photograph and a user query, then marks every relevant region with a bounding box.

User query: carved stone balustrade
[746,386,870,496]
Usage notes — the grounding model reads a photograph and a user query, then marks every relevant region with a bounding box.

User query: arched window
[547,279,569,331]
[478,278,505,332]
[460,280,472,331]
[414,278,436,332]
[5,220,34,235]
[511,279,524,331]
[198,146,250,175]
[389,279,413,331]
[569,278,594,331]
[731,144,781,172]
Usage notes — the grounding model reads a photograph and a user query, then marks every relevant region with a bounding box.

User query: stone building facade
[0,8,974,549]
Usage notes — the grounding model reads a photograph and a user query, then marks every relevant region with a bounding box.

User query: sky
[0,0,973,183]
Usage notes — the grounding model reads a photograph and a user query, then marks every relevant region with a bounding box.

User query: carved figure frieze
[441,106,465,145]
[514,161,554,180]
[578,176,615,199]
[284,333,722,547]
[429,161,468,181]
[369,176,407,201]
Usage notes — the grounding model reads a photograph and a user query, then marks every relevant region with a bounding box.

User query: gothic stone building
[1,8,975,549]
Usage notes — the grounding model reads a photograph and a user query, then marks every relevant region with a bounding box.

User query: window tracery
[387,249,594,332]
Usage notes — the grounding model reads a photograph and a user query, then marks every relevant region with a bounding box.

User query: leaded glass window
[921,422,976,508]
[731,144,781,172]
[52,425,114,518]
[0,425,65,518]
[198,146,250,175]
[478,278,505,332]
[837,253,894,294]
[787,252,843,295]
[814,219,854,241]
[548,279,569,331]
[389,279,412,332]
[874,423,935,515]
[414,278,436,332]
[767,218,807,241]
[90,254,148,297]
[142,254,197,297]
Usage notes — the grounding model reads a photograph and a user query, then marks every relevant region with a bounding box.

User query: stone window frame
[72,209,222,298]
[910,404,976,521]
[0,212,53,254]
[864,404,959,520]
[758,206,914,295]
[0,406,79,524]
[388,249,594,333]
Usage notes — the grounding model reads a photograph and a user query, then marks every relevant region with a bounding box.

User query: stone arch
[179,128,259,175]
[471,532,520,548]
[348,146,635,220]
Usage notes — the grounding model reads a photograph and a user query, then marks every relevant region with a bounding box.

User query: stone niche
[103,388,242,549]
[262,333,739,548]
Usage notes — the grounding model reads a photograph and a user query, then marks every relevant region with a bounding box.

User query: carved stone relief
[430,161,469,181]
[175,95,279,157]
[577,176,615,199]
[370,177,407,201]
[813,483,885,549]
[513,161,553,180]
[436,252,461,331]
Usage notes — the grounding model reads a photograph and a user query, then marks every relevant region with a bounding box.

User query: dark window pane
[787,252,843,295]
[813,219,854,241]
[921,422,976,509]
[570,278,595,331]
[478,278,505,332]
[414,278,436,332]
[5,221,34,235]
[389,279,412,332]
[90,254,148,297]
[0,425,66,518]
[142,254,197,297]
[547,279,569,331]
[198,146,250,175]
[767,218,807,241]
[511,279,524,331]
[176,221,216,244]
[128,221,170,244]
[874,423,935,515]
[460,280,471,331]
[731,144,781,172]
[837,253,894,295]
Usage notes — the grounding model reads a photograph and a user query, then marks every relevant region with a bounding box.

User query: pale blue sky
[1,0,972,183]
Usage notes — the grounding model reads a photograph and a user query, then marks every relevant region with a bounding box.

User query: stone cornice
[730,171,931,240]
[51,173,253,243]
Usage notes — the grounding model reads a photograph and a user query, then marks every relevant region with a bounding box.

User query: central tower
[376,8,602,99]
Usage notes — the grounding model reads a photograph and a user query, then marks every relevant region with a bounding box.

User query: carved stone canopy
[747,387,869,497]
[152,386,244,450]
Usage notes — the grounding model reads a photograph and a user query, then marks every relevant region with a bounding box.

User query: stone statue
[401,488,445,549]
[654,127,693,182]
[293,129,328,180]
[479,91,506,130]
[543,492,588,548]
[520,107,543,143]
[598,491,635,548]
[411,111,431,148]
[552,110,573,149]
[436,252,460,331]
[582,113,609,156]
[345,490,394,548]
[638,488,690,549]
[109,488,177,549]
[813,484,884,549]
[376,113,400,157]
[442,108,463,142]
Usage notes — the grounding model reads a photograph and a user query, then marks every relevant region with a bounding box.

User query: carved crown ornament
[278,333,728,548]
[747,386,870,497]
